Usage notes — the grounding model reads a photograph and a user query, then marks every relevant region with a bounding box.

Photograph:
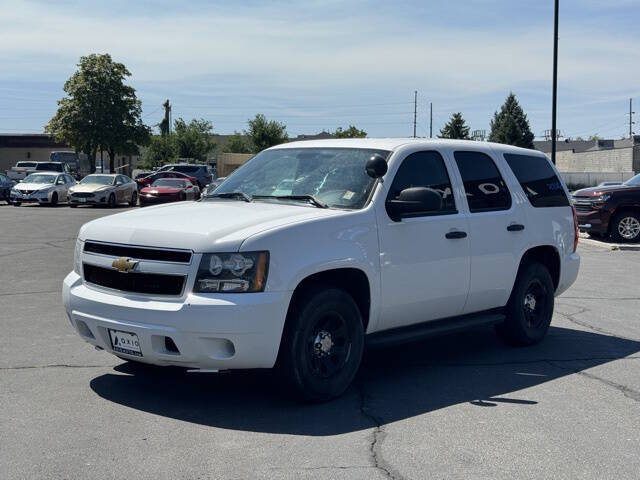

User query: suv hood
[573,184,637,197]
[79,199,344,252]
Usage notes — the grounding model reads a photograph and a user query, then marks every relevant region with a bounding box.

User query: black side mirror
[386,187,442,222]
[365,154,388,179]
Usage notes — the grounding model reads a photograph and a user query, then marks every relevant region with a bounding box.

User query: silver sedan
[10,172,76,206]
[68,174,138,208]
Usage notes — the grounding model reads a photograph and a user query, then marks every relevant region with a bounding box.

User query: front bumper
[10,191,51,203]
[69,196,106,205]
[575,208,611,235]
[62,272,291,370]
[140,194,180,205]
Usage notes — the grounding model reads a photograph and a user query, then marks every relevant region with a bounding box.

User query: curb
[578,234,640,251]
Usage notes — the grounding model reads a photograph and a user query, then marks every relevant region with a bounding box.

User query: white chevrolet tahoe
[63,139,580,401]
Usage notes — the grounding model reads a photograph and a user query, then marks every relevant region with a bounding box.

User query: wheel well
[287,268,371,331]
[518,246,561,291]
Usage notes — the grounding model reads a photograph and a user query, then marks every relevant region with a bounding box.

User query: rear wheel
[497,262,554,346]
[611,211,640,243]
[278,287,364,402]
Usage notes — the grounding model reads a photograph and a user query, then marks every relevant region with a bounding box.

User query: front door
[376,150,471,331]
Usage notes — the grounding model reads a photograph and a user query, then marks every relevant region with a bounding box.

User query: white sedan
[10,172,76,206]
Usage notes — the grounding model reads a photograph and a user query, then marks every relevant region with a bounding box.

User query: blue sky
[0,0,638,139]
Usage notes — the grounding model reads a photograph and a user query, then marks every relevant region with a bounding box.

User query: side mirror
[386,187,442,222]
[365,154,388,179]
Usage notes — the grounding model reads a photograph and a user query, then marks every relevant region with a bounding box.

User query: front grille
[84,241,192,263]
[574,203,595,212]
[83,264,185,295]
[72,192,94,198]
[20,190,36,195]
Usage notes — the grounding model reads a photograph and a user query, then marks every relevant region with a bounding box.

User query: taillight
[572,205,579,252]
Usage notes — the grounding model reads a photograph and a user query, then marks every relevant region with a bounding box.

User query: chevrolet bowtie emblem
[112,257,138,273]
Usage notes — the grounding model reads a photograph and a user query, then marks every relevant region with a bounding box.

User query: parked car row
[6,169,212,208]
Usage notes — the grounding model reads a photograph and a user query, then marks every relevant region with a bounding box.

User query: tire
[278,287,364,402]
[108,193,116,208]
[49,192,58,207]
[610,210,640,243]
[12,201,21,207]
[129,191,138,207]
[180,192,186,201]
[497,262,554,346]
[69,204,77,208]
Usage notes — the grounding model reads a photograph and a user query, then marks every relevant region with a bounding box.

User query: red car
[139,178,200,206]
[136,171,199,193]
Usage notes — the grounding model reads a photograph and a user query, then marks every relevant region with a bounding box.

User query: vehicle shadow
[89,326,640,436]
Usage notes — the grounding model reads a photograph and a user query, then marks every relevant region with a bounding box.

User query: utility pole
[429,102,433,138]
[551,0,559,164]
[630,98,635,138]
[413,91,417,138]
[162,99,171,136]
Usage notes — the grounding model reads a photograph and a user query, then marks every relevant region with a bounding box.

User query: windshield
[623,173,640,186]
[80,175,114,185]
[24,174,55,184]
[211,148,388,209]
[152,179,187,187]
[36,163,62,171]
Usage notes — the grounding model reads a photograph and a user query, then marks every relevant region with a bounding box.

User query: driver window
[387,151,457,216]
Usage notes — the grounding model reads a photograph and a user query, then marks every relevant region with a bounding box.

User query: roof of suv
[272,138,547,157]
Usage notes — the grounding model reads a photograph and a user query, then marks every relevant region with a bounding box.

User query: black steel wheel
[278,287,364,402]
[497,262,554,346]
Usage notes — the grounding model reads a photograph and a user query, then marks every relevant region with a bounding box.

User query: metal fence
[559,171,635,188]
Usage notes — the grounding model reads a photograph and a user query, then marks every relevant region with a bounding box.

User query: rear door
[451,149,528,314]
[376,149,471,330]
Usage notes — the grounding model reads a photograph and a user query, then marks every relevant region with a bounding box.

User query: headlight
[594,194,611,202]
[194,252,269,293]
[74,239,84,275]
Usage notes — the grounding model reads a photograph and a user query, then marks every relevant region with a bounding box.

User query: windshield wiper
[209,191,252,203]
[253,194,328,209]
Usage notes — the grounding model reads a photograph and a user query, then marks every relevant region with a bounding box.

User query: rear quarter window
[503,154,569,208]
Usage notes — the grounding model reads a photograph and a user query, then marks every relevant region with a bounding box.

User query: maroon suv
[572,173,640,242]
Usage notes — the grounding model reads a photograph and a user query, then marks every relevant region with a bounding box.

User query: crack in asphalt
[554,304,638,341]
[547,361,640,404]
[0,364,112,371]
[354,381,406,480]
[0,290,59,297]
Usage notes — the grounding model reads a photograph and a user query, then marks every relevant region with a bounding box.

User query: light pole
[551,0,559,164]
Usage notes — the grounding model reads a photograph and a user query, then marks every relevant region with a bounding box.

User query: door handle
[507,224,525,232]
[445,231,467,239]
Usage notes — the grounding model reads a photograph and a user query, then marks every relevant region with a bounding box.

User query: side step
[365,312,505,349]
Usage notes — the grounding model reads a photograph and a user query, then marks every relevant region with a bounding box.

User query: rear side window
[504,154,569,207]
[387,151,457,216]
[454,151,512,212]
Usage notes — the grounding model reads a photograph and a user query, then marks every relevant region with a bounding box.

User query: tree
[246,114,288,152]
[46,54,150,173]
[173,118,216,161]
[141,134,178,169]
[489,93,535,148]
[333,125,367,138]
[588,134,602,141]
[439,113,470,139]
[225,131,251,153]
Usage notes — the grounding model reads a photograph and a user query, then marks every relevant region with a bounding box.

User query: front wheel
[278,287,364,402]
[611,211,640,243]
[49,192,58,207]
[12,201,21,207]
[497,262,554,346]
[108,193,116,208]
[129,191,138,207]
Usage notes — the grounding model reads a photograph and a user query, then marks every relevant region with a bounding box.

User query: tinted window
[504,154,569,207]
[387,151,456,216]
[172,165,201,174]
[454,151,511,212]
[36,162,62,171]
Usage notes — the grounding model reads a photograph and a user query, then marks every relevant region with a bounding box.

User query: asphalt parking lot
[1,204,639,480]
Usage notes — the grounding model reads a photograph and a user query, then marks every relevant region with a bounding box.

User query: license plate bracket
[108,329,143,357]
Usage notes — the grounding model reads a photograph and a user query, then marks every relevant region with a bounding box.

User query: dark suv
[158,163,213,189]
[573,173,640,242]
